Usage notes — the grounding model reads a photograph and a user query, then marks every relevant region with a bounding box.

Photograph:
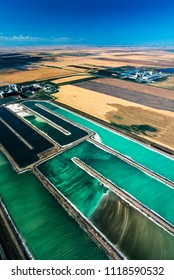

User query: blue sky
[0,0,174,46]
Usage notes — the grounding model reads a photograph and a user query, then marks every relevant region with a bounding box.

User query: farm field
[53,84,174,150]
[1,47,174,86]
[41,48,174,70]
[1,46,174,151]
[52,74,92,84]
[74,78,174,112]
[93,78,174,100]
[94,57,174,68]
[0,66,75,86]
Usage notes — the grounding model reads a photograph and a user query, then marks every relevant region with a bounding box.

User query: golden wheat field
[53,84,174,150]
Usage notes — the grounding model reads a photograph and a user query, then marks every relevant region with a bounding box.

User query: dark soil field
[74,79,174,112]
[94,78,174,100]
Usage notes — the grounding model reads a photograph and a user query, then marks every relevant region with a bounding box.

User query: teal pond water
[38,142,174,259]
[0,153,108,260]
[25,101,174,182]
[38,141,174,226]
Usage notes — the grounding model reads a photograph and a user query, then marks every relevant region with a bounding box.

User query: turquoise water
[1,99,174,260]
[23,101,88,145]
[0,153,108,260]
[38,141,174,226]
[27,101,174,182]
[24,114,66,144]
[38,144,174,259]
[38,153,108,217]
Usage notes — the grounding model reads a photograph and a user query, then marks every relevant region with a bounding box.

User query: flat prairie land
[84,78,174,99]
[34,48,173,76]
[43,58,128,69]
[53,85,117,121]
[2,47,174,81]
[42,48,174,69]
[0,66,74,86]
[74,78,174,112]
[52,75,92,84]
[43,63,89,73]
[94,57,174,68]
[1,46,174,150]
[90,49,174,68]
[53,85,174,150]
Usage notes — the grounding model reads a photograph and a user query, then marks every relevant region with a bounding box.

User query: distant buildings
[21,83,42,92]
[0,84,19,98]
[0,82,57,101]
[120,69,170,83]
[0,83,40,98]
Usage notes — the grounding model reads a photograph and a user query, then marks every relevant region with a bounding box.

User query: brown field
[153,76,174,90]
[0,66,75,86]
[52,74,92,84]
[1,47,174,85]
[1,46,173,150]
[42,61,89,72]
[84,78,174,99]
[94,57,174,68]
[42,48,174,69]
[74,78,174,112]
[43,58,129,70]
[53,85,174,150]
